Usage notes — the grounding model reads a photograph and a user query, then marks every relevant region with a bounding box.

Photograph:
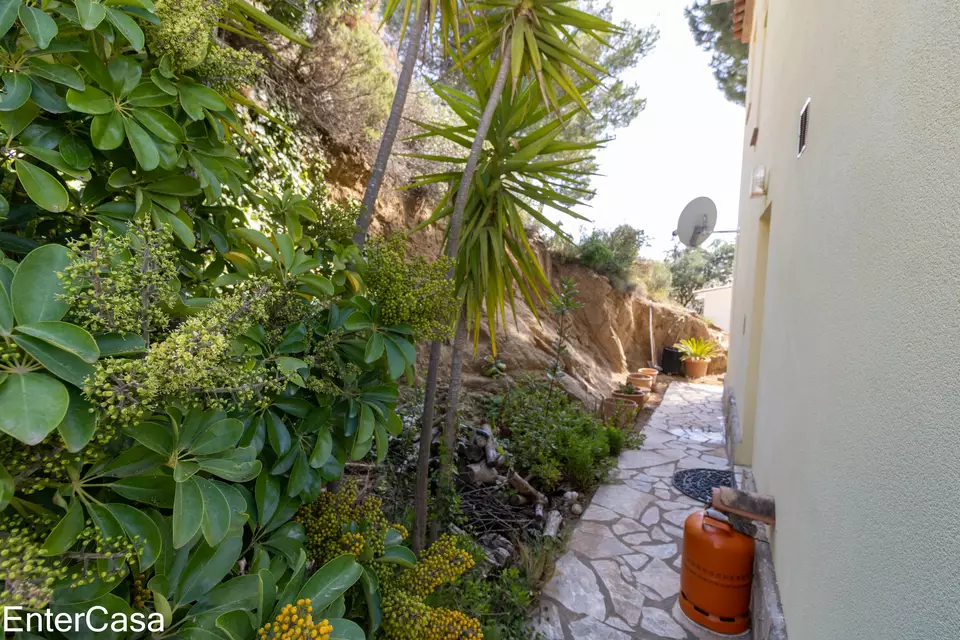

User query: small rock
[563,491,580,503]
[571,503,583,516]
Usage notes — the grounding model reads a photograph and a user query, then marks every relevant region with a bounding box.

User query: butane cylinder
[679,510,755,635]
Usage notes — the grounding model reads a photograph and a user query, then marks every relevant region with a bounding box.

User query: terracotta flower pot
[638,368,659,387]
[613,391,647,408]
[627,373,653,390]
[601,397,638,428]
[683,358,710,379]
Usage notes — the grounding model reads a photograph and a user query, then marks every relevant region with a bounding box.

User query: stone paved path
[532,382,738,640]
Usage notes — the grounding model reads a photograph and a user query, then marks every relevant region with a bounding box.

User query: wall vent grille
[797,98,811,157]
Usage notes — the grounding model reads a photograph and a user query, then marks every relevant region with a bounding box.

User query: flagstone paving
[532,382,737,640]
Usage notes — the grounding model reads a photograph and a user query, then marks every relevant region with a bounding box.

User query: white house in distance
[722,0,960,638]
[694,283,732,333]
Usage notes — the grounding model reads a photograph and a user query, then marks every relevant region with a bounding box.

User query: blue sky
[571,0,745,258]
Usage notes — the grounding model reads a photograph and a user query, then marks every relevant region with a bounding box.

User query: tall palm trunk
[413,44,513,553]
[354,2,428,248]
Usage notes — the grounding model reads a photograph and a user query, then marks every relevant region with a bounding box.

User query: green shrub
[606,425,627,456]
[498,379,615,491]
[561,224,649,291]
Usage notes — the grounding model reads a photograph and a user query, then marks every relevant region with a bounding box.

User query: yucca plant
[675,336,721,361]
[406,0,619,551]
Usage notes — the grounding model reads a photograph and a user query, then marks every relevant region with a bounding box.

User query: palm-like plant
[675,337,721,361]
[407,0,619,551]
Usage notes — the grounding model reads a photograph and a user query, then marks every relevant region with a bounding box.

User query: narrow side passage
[533,382,741,640]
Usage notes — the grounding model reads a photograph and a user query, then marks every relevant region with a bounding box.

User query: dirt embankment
[324,150,727,405]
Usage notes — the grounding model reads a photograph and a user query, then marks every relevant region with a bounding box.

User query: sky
[570,0,745,259]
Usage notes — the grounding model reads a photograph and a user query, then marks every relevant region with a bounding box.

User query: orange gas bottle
[679,509,755,635]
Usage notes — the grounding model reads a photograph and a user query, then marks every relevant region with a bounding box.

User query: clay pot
[613,390,647,408]
[638,368,659,387]
[627,373,653,390]
[683,358,710,379]
[601,397,638,428]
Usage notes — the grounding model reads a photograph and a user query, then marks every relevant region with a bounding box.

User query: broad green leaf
[383,526,405,548]
[15,321,99,362]
[110,473,175,508]
[105,6,143,49]
[364,332,384,363]
[75,0,106,29]
[26,59,84,90]
[286,450,311,497]
[359,567,381,637]
[128,80,176,106]
[255,472,280,526]
[0,72,31,111]
[177,533,243,605]
[382,336,406,379]
[0,99,39,136]
[0,282,10,335]
[123,116,159,170]
[0,372,68,444]
[374,421,388,463]
[328,619,365,640]
[41,500,84,554]
[0,0,20,38]
[374,545,416,568]
[266,409,290,454]
[18,5,57,49]
[126,420,173,455]
[101,444,165,477]
[107,56,142,96]
[385,411,402,437]
[29,76,72,113]
[232,228,280,263]
[150,69,177,95]
[0,463,11,511]
[357,404,375,443]
[173,459,200,482]
[15,159,68,212]
[295,555,362,611]
[190,418,243,455]
[106,503,162,570]
[21,144,91,179]
[145,174,201,196]
[187,573,259,625]
[350,434,372,461]
[197,458,261,482]
[59,133,94,169]
[131,106,183,142]
[57,385,97,452]
[309,427,332,469]
[95,331,146,356]
[91,111,125,149]
[14,333,95,387]
[297,273,334,297]
[11,243,71,323]
[66,85,116,115]
[195,476,230,547]
[53,593,131,640]
[173,476,203,548]
[216,610,254,640]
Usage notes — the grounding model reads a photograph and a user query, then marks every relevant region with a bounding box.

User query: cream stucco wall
[727,0,960,638]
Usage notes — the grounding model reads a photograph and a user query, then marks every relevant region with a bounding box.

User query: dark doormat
[673,468,733,503]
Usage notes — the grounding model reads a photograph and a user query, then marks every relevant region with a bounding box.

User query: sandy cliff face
[325,153,726,404]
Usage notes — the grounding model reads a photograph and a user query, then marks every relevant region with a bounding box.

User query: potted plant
[601,397,638,428]
[637,367,659,388]
[613,382,648,407]
[627,372,654,389]
[675,337,721,379]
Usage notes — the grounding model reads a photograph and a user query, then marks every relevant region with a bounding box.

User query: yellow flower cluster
[398,535,475,599]
[296,479,391,565]
[380,579,482,640]
[257,600,333,640]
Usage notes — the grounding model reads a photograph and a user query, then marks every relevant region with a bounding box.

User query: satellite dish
[675,197,718,248]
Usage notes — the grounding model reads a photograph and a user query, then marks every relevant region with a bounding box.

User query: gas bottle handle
[702,509,733,535]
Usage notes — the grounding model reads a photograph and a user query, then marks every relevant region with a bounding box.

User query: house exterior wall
[694,285,733,333]
[726,0,960,638]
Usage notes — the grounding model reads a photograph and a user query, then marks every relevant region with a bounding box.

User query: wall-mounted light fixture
[750,165,768,198]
